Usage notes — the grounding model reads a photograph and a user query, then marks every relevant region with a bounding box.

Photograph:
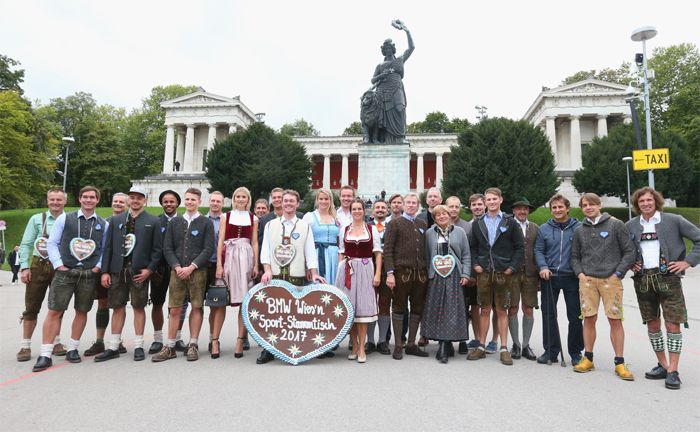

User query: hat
[159,189,181,206]
[128,186,147,198]
[512,197,535,209]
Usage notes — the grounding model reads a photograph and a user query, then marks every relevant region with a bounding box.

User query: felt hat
[159,189,181,206]
[512,197,535,209]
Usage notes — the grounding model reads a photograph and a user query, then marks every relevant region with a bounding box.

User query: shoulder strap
[41,212,48,237]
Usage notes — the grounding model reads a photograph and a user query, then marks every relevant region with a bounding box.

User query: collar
[77,209,97,220]
[586,215,602,225]
[207,212,222,220]
[484,211,503,221]
[184,211,200,223]
[640,211,661,225]
[47,210,64,220]
[517,219,528,227]
[281,215,298,224]
[402,213,416,222]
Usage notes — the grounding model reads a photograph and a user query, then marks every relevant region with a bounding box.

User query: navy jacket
[470,212,524,273]
[534,217,580,277]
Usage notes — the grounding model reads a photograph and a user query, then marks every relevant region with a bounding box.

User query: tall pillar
[341,153,349,187]
[322,154,331,189]
[163,125,175,173]
[184,124,195,173]
[569,115,582,170]
[416,153,425,192]
[596,115,608,137]
[175,128,185,171]
[207,124,217,151]
[435,153,444,189]
[545,116,558,166]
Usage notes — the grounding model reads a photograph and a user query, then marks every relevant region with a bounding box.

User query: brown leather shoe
[392,346,403,360]
[151,346,176,362]
[500,350,514,365]
[52,343,67,356]
[405,344,429,357]
[17,348,31,362]
[186,343,199,361]
[467,347,486,360]
[83,341,104,357]
[417,336,429,347]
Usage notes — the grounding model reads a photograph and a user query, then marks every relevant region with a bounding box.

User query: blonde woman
[214,187,259,358]
[302,188,340,285]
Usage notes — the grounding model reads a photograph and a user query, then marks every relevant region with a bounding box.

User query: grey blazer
[626,212,700,272]
[424,225,471,279]
[102,211,162,274]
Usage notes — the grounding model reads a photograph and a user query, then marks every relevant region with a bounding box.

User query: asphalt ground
[1,268,698,431]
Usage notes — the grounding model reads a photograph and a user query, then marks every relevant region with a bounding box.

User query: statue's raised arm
[392,19,414,62]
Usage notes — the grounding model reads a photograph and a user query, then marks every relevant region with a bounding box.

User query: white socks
[153,330,163,343]
[134,336,144,349]
[67,338,80,351]
[21,339,31,349]
[108,334,122,351]
[40,344,53,357]
[53,335,62,345]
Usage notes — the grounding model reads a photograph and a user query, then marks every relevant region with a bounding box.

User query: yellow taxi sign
[633,148,670,171]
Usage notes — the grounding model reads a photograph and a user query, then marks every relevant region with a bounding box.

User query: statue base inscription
[357,142,411,199]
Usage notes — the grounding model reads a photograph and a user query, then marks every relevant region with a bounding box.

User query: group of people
[13,183,699,390]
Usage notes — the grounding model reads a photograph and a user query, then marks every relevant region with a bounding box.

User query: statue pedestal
[357,142,411,199]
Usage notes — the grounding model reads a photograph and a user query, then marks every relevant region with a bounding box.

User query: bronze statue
[362,20,415,144]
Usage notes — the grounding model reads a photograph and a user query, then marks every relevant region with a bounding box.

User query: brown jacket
[383,215,428,271]
[519,221,539,277]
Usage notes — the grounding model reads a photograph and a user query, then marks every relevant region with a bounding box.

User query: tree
[0,91,53,208]
[0,54,25,94]
[442,117,558,209]
[343,121,362,135]
[206,122,312,200]
[279,118,319,137]
[562,63,634,86]
[407,111,470,134]
[572,124,694,205]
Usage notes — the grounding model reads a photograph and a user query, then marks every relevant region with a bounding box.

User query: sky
[2,0,698,135]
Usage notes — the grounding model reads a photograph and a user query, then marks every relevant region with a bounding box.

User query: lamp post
[475,105,487,121]
[61,137,75,191]
[631,25,657,188]
[622,156,633,220]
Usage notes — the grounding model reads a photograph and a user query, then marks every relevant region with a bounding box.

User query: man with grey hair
[417,187,442,228]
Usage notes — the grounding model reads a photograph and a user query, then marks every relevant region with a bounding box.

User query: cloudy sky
[2,0,698,135]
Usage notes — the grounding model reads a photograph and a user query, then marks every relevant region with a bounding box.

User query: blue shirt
[483,211,503,246]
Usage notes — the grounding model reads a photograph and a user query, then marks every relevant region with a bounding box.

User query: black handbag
[205,278,230,307]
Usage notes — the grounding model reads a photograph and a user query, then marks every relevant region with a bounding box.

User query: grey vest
[59,212,106,269]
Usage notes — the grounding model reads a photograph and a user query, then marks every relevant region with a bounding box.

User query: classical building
[134,79,633,206]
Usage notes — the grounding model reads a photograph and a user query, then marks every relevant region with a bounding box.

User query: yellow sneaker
[615,363,635,381]
[573,357,595,373]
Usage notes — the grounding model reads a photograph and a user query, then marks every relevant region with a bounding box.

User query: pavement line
[0,362,69,388]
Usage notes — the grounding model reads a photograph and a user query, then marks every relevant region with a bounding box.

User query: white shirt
[640,211,662,269]
[517,219,528,237]
[183,211,200,227]
[338,224,382,254]
[336,207,353,231]
[586,215,602,226]
[260,215,318,269]
[228,210,257,226]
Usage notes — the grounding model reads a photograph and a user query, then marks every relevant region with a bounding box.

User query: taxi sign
[633,148,670,171]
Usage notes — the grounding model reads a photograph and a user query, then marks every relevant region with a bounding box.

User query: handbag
[205,278,230,307]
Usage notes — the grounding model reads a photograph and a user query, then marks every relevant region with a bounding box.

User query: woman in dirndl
[302,188,340,285]
[421,204,471,363]
[214,187,259,359]
[336,198,381,363]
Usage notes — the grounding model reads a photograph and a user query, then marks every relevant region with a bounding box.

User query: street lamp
[622,156,633,220]
[61,136,75,191]
[475,105,487,121]
[631,25,657,188]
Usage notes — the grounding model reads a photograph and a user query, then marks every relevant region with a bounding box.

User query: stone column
[163,125,175,173]
[569,115,582,170]
[435,153,444,189]
[341,153,349,187]
[228,124,236,134]
[322,154,331,189]
[623,115,632,125]
[545,116,558,166]
[597,115,608,137]
[207,124,217,151]
[175,128,185,171]
[416,152,424,192]
[184,124,195,173]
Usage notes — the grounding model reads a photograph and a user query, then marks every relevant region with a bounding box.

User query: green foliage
[562,63,633,86]
[206,122,312,201]
[343,121,362,135]
[279,118,319,137]
[0,54,25,94]
[408,111,470,134]
[572,124,694,205]
[442,117,558,209]
[0,92,53,208]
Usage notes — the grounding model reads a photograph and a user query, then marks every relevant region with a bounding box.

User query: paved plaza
[1,268,698,431]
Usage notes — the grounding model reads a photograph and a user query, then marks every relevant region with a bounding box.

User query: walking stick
[546,279,567,367]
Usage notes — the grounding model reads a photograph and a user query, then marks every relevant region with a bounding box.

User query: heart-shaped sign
[34,237,49,259]
[123,233,136,257]
[273,244,296,267]
[432,254,456,278]
[69,237,96,261]
[243,280,354,365]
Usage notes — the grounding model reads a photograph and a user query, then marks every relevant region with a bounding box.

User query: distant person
[16,188,68,362]
[417,187,442,229]
[253,198,269,219]
[571,193,636,380]
[626,187,700,390]
[9,245,21,284]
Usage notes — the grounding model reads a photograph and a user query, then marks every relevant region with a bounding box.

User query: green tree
[572,124,694,204]
[279,118,319,137]
[443,117,558,209]
[0,92,53,208]
[408,111,470,134]
[343,121,362,135]
[206,122,312,200]
[562,63,634,85]
[0,54,25,94]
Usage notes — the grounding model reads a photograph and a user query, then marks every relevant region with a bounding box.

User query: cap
[128,186,147,198]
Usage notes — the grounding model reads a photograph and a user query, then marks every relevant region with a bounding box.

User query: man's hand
[504,268,513,276]
[175,265,195,280]
[473,265,484,274]
[539,269,551,281]
[20,269,31,284]
[101,273,111,288]
[132,269,152,284]
[312,275,326,284]
[578,273,587,281]
[668,260,690,274]
[386,273,395,289]
[91,266,101,274]
[261,270,272,284]
[56,265,69,272]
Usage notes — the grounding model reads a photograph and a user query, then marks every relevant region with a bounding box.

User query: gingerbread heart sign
[34,237,49,259]
[432,254,456,278]
[243,280,354,365]
[273,244,296,267]
[69,238,96,261]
